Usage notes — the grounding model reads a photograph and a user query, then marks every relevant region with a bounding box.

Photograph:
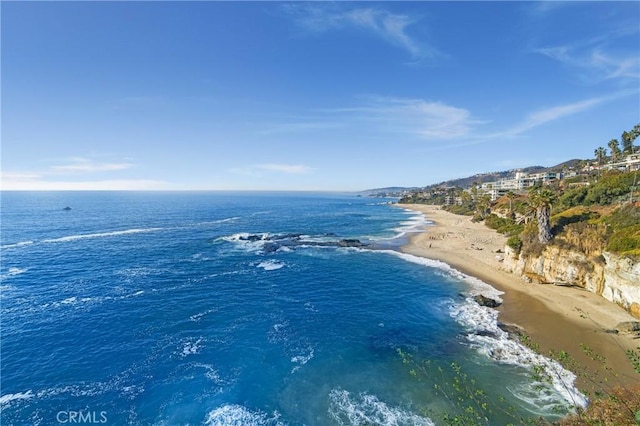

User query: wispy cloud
[333,96,480,140]
[230,163,313,176]
[258,164,312,174]
[283,4,437,60]
[536,45,639,82]
[0,156,151,190]
[527,1,582,17]
[494,92,634,138]
[0,173,169,191]
[257,120,345,135]
[49,158,133,173]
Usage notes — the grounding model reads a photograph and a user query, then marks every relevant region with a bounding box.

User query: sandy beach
[398,204,640,390]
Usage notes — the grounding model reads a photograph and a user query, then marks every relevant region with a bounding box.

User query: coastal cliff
[503,245,640,320]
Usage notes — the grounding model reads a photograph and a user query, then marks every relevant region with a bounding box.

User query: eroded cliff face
[602,253,640,319]
[503,246,640,319]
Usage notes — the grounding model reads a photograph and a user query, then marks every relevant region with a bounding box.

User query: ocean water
[0,192,586,425]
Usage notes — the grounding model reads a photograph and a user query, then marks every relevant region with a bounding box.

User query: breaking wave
[328,389,434,426]
[204,405,285,426]
[450,299,588,412]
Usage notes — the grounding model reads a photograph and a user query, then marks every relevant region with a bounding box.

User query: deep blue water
[0,192,585,425]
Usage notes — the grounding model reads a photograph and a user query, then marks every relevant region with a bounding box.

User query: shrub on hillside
[604,204,640,230]
[553,222,608,257]
[484,214,524,236]
[559,186,588,209]
[506,235,522,254]
[520,222,546,256]
[556,385,640,426]
[444,204,474,216]
[607,224,640,257]
[584,171,636,205]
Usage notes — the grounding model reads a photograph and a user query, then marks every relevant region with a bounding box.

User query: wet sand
[398,204,639,390]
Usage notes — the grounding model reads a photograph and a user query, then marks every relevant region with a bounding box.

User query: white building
[479,170,564,200]
[603,153,640,172]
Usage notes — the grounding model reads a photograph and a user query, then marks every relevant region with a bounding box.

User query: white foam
[42,228,162,243]
[328,389,434,426]
[0,241,34,250]
[291,349,313,367]
[204,405,284,426]
[0,390,34,406]
[193,363,223,384]
[180,338,204,358]
[382,250,504,301]
[450,299,588,411]
[257,260,285,271]
[190,308,218,322]
[219,233,271,252]
[0,379,144,409]
[392,209,431,235]
[303,301,318,312]
[379,248,585,412]
[1,267,28,280]
[213,216,240,224]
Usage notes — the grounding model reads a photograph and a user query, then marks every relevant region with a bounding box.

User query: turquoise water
[0,192,585,425]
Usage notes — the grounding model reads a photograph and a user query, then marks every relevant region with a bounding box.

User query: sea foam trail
[0,241,35,250]
[0,391,35,406]
[42,228,163,243]
[2,228,163,249]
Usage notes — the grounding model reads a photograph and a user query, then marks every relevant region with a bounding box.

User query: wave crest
[328,389,434,426]
[204,404,284,426]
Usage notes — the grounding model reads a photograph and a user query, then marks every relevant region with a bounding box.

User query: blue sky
[2,1,639,191]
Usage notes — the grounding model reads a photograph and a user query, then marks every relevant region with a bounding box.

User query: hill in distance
[361,159,585,195]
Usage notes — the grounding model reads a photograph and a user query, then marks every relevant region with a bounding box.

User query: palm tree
[608,139,621,162]
[621,131,634,156]
[476,194,492,219]
[594,147,607,166]
[629,123,640,153]
[506,191,517,219]
[460,190,472,208]
[528,188,557,244]
[594,146,607,178]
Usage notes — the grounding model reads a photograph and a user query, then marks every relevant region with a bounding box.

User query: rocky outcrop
[234,233,367,253]
[503,246,640,319]
[474,294,502,308]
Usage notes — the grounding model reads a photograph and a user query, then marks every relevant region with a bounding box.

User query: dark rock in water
[226,232,368,251]
[337,239,364,247]
[498,322,524,338]
[63,207,72,211]
[262,242,281,253]
[474,329,498,338]
[473,295,501,308]
[278,233,303,240]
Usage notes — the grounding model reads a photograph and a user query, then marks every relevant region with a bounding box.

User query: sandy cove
[398,204,639,390]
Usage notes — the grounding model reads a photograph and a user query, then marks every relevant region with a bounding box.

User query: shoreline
[397,203,639,390]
